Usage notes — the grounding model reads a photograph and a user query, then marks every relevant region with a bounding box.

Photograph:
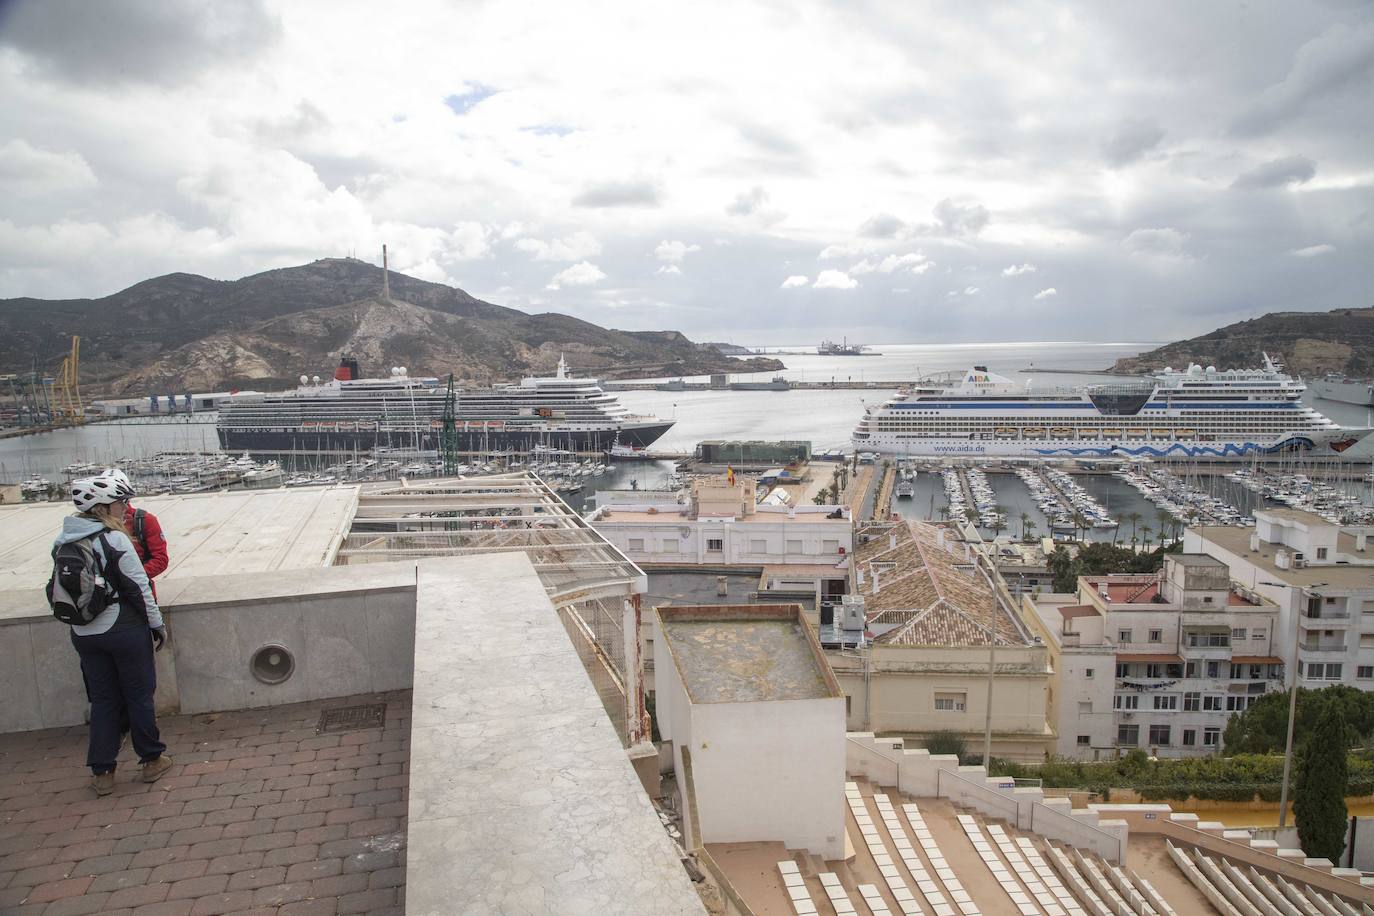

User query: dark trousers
[71,626,166,774]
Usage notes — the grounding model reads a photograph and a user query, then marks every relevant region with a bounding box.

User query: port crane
[54,335,83,421]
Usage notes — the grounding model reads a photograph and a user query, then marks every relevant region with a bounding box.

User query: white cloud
[1123,227,1192,260]
[1002,263,1037,276]
[515,230,601,261]
[814,270,858,290]
[1034,287,1057,300]
[964,286,980,295]
[780,275,809,289]
[1289,243,1335,258]
[851,252,930,275]
[546,261,605,289]
[654,240,700,263]
[656,264,682,275]
[0,139,97,195]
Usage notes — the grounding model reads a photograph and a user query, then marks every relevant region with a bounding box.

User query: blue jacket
[54,516,163,636]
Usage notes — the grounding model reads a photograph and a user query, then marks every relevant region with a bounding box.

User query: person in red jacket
[99,469,169,596]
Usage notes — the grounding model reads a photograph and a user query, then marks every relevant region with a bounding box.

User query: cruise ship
[217,355,674,455]
[852,356,1369,459]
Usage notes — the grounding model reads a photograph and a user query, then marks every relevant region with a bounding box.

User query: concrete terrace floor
[0,690,409,916]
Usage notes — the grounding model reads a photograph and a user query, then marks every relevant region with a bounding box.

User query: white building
[653,603,847,858]
[589,473,851,597]
[1031,554,1280,759]
[1187,508,1374,692]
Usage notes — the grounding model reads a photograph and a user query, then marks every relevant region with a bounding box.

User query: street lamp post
[1258,579,1327,829]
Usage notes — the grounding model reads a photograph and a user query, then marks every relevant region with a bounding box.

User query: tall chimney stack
[382,244,390,300]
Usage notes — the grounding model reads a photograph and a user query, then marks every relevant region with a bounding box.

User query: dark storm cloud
[1231,155,1318,190]
[572,180,663,208]
[1101,117,1166,167]
[1230,21,1374,136]
[0,0,279,85]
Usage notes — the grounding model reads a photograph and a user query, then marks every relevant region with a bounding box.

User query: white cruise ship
[851,355,1368,459]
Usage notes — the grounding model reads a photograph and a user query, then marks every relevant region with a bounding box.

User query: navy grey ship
[1310,374,1374,407]
[217,355,674,455]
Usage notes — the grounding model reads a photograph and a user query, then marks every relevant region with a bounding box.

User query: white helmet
[72,475,134,513]
[98,467,135,495]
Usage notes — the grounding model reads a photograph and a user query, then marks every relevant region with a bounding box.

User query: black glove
[151,626,168,652]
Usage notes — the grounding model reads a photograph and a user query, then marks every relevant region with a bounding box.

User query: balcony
[1298,640,1347,655]
[1301,610,1352,629]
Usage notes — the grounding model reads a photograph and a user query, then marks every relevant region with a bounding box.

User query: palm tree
[1127,511,1142,544]
[1072,510,1089,543]
[938,506,950,521]
[1141,524,1154,550]
[1112,518,1122,546]
[1025,519,1038,542]
[1156,510,1173,545]
[991,506,1007,540]
[1019,511,1031,541]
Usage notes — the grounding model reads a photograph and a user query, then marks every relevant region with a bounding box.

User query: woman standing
[56,476,173,795]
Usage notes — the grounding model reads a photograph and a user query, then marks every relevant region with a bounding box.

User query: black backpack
[46,533,114,625]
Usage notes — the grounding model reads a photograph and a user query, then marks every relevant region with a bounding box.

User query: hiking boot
[141,755,173,783]
[92,772,115,796]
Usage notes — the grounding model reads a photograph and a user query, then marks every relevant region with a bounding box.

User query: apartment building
[1186,508,1374,692]
[1032,553,1280,759]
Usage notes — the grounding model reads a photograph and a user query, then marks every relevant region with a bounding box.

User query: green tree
[1140,524,1154,550]
[1048,546,1079,593]
[991,506,1007,539]
[924,730,968,762]
[1025,519,1037,543]
[1019,511,1031,541]
[1156,510,1174,545]
[1225,686,1374,755]
[1126,511,1142,548]
[1294,701,1350,861]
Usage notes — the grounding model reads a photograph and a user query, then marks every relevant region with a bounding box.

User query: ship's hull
[851,429,1370,459]
[218,421,674,455]
[1311,380,1374,407]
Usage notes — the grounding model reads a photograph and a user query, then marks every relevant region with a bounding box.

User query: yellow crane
[54,335,83,421]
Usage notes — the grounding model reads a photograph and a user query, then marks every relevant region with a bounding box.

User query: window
[1203,695,1223,711]
[1115,663,1129,678]
[1085,668,1095,679]
[1149,725,1171,746]
[934,692,967,712]
[1231,628,1247,641]
[1078,701,1092,714]
[785,539,803,553]
[706,538,723,552]
[1188,633,1230,648]
[1077,735,1091,747]
[822,539,840,554]
[628,538,645,551]
[1252,629,1266,640]
[1119,629,1133,643]
[1154,695,1178,711]
[1184,692,1200,712]
[1207,661,1220,679]
[749,539,767,553]
[663,540,680,553]
[1118,725,1140,747]
[1226,696,1247,712]
[1317,547,1328,560]
[1146,664,1163,679]
[846,696,852,715]
[1306,663,1343,681]
[1182,729,1197,747]
[1114,694,1139,710]
[1185,662,1199,678]
[1203,596,1214,604]
[1149,629,1163,643]
[1359,666,1374,679]
[1203,728,1220,747]
[1229,664,1243,679]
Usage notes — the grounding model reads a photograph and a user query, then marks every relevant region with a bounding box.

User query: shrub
[924,731,968,761]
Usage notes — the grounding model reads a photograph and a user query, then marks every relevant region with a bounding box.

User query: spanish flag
[727,465,735,486]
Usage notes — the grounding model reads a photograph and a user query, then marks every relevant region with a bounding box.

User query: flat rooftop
[0,486,358,594]
[595,506,849,524]
[657,605,839,703]
[1195,525,1374,589]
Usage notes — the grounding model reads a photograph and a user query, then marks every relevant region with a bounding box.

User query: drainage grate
[317,702,387,734]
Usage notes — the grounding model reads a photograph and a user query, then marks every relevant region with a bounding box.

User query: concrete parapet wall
[845,731,1125,862]
[0,562,420,732]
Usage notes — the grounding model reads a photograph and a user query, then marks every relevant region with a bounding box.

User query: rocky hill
[0,259,782,393]
[1113,307,1374,378]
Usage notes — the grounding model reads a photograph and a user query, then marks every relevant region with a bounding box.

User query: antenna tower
[382,244,390,300]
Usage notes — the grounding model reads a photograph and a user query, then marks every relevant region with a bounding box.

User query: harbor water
[4,341,1372,535]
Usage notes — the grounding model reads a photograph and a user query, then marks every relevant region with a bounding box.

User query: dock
[604,379,908,392]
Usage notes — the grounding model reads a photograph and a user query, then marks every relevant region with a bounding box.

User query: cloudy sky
[1,1,1371,345]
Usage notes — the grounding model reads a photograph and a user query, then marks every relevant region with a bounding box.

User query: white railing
[937,767,1020,822]
[1030,800,1126,864]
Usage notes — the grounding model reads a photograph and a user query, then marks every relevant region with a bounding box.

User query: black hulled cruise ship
[217,355,674,455]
